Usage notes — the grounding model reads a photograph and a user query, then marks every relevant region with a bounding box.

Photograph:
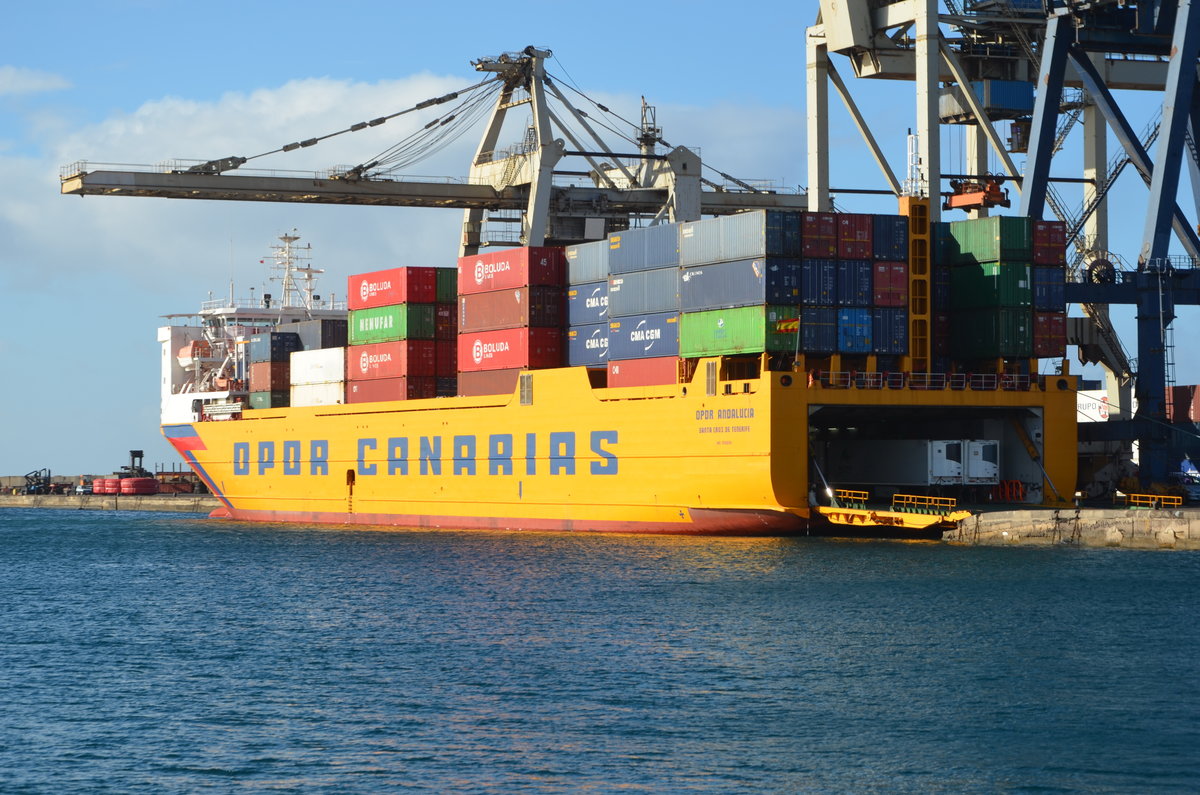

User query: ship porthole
[780,375,793,387]
[1056,378,1069,390]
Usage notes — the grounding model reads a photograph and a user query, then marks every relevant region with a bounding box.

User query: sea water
[1,509,1197,793]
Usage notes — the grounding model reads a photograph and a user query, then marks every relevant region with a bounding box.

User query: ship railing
[892,494,958,515]
[834,489,869,509]
[909,372,947,391]
[1114,492,1183,510]
[812,371,1035,392]
[999,374,1032,391]
[820,371,853,388]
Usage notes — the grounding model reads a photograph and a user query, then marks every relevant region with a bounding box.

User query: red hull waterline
[207,506,813,536]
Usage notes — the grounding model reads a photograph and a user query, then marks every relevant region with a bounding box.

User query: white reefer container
[290,347,346,386]
[290,382,345,407]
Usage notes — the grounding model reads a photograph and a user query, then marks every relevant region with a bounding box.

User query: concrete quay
[945,507,1200,549]
[0,494,220,515]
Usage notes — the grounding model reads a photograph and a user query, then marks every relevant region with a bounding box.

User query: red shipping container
[1033,243,1067,266]
[1166,385,1193,422]
[1032,220,1067,265]
[457,247,565,295]
[348,266,438,309]
[872,261,908,307]
[436,339,457,377]
[607,356,680,387]
[837,214,873,259]
[458,368,522,397]
[1033,311,1066,358]
[346,376,436,403]
[459,286,564,332]
[457,327,562,372]
[347,341,435,380]
[249,361,290,391]
[802,212,837,258]
[434,302,457,340]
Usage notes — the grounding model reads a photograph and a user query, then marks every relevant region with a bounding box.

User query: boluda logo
[474,258,512,285]
[472,339,510,364]
[359,278,393,303]
[359,280,370,302]
[359,350,394,374]
[359,351,370,374]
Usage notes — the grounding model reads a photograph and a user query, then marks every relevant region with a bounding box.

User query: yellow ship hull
[163,363,1079,535]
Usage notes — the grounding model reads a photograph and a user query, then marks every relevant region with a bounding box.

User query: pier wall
[946,508,1200,549]
[0,494,220,514]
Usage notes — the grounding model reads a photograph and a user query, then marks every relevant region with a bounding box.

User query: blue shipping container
[680,257,802,311]
[801,307,837,353]
[608,312,681,360]
[567,280,609,325]
[607,266,680,318]
[932,265,952,311]
[607,224,680,274]
[837,308,873,353]
[566,323,609,366]
[248,332,303,363]
[565,239,610,284]
[836,259,873,307]
[801,259,837,306]
[871,308,909,354]
[1032,266,1066,312]
[872,215,909,261]
[679,210,802,266]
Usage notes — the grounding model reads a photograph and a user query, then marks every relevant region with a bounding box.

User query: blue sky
[0,1,1187,476]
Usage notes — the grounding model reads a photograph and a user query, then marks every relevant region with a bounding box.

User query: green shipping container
[249,390,289,409]
[948,216,1032,265]
[349,304,436,344]
[949,262,1031,309]
[680,305,799,356]
[435,267,457,303]
[949,308,1031,359]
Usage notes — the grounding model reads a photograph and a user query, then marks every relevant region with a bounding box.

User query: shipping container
[680,257,802,311]
[837,308,873,353]
[457,327,562,372]
[950,308,1032,358]
[1033,311,1067,358]
[939,79,1035,121]
[457,246,565,295]
[932,265,952,310]
[435,267,457,303]
[1167,385,1199,423]
[565,240,610,284]
[679,305,798,357]
[950,262,1032,309]
[276,318,348,351]
[608,267,680,317]
[826,439,1000,486]
[248,332,303,363]
[933,312,951,356]
[871,308,909,354]
[800,259,837,306]
[608,312,681,360]
[436,376,457,397]
[457,368,521,397]
[1032,219,1067,265]
[801,212,837,258]
[566,322,610,366]
[347,340,436,380]
[607,356,679,387]
[835,259,873,307]
[679,210,802,266]
[1032,267,1066,312]
[347,266,438,309]
[947,216,1033,265]
[434,302,457,340]
[248,390,289,410]
[348,304,436,344]
[801,306,838,353]
[566,280,609,325]
[932,221,954,265]
[458,285,565,332]
[872,261,909,307]
[872,215,909,260]
[249,361,289,391]
[290,347,346,385]
[837,214,873,259]
[290,381,345,407]
[346,376,436,403]
[435,339,457,377]
[608,224,680,273]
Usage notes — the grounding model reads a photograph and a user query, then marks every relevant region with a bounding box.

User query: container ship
[160,209,1079,535]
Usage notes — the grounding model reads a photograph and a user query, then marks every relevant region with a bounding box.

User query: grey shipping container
[567,280,609,325]
[872,215,909,261]
[565,239,610,284]
[871,308,908,354]
[608,312,681,360]
[607,267,680,318]
[608,224,680,274]
[248,332,303,363]
[679,210,802,266]
[801,307,838,353]
[566,322,609,366]
[275,318,348,351]
[801,259,837,306]
[835,259,873,307]
[680,257,802,311]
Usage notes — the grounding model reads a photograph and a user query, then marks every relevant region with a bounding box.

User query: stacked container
[605,225,683,385]
[456,247,565,396]
[943,216,1035,360]
[344,266,438,404]
[1031,220,1068,358]
[435,267,458,396]
[291,346,347,407]
[248,331,302,408]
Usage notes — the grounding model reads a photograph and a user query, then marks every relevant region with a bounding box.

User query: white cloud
[0,65,70,96]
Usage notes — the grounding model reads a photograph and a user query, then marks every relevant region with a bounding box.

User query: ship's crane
[61,47,809,257]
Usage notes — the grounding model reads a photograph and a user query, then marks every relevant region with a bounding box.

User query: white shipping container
[290,381,345,407]
[290,347,346,386]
